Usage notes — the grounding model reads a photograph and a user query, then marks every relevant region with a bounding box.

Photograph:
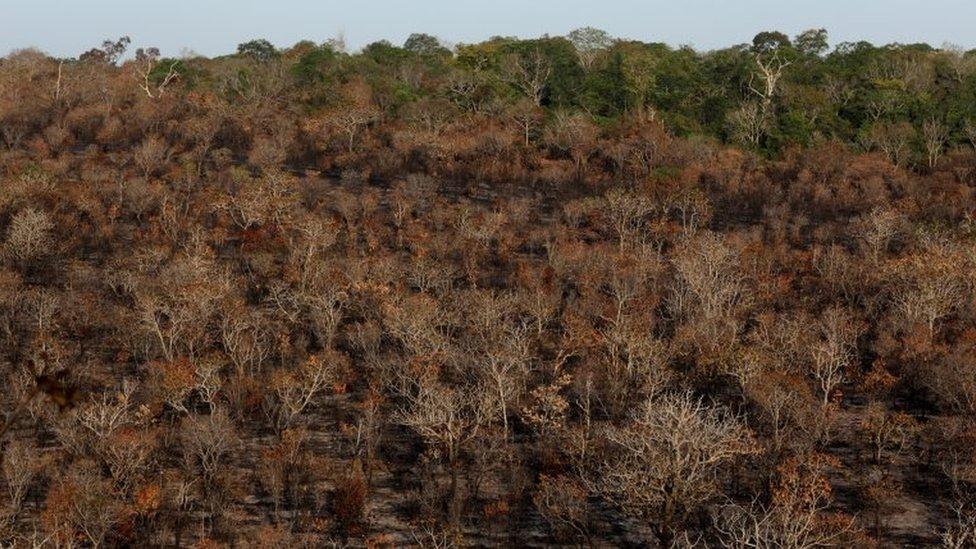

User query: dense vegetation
[1,29,976,547]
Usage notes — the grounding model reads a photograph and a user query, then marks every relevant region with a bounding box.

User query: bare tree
[99,427,158,493]
[194,355,224,412]
[567,27,613,70]
[71,384,135,451]
[941,44,976,84]
[500,48,552,106]
[543,111,598,179]
[809,306,863,406]
[534,474,591,544]
[267,351,340,431]
[964,119,976,150]
[518,282,560,337]
[3,208,53,267]
[328,105,381,152]
[220,306,273,378]
[670,233,749,355]
[214,173,277,231]
[132,135,171,178]
[943,506,976,549]
[383,293,454,356]
[403,97,457,136]
[604,189,656,251]
[924,352,976,416]
[593,392,757,545]
[130,47,180,99]
[351,388,385,487]
[854,207,903,265]
[859,122,915,166]
[743,370,818,455]
[860,402,919,464]
[181,408,239,483]
[396,376,491,536]
[727,102,767,147]
[922,118,949,168]
[133,254,227,361]
[507,98,544,147]
[813,245,865,306]
[598,315,672,417]
[2,440,44,523]
[666,185,713,236]
[890,249,965,338]
[749,49,793,116]
[715,454,856,548]
[444,70,486,112]
[45,462,124,549]
[471,321,531,440]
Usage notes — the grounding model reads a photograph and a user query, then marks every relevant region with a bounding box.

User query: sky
[2,0,975,58]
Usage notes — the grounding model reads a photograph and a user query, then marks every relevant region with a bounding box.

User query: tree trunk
[448,456,462,539]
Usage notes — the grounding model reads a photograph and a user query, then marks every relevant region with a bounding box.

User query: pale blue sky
[3,0,974,58]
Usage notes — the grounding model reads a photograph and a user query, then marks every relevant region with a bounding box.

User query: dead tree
[922,118,948,168]
[809,306,862,406]
[592,392,757,545]
[749,49,792,117]
[396,375,491,538]
[131,47,180,99]
[500,48,552,106]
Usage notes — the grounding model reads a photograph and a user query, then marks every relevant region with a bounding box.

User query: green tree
[752,31,792,54]
[237,39,278,62]
[795,28,829,57]
[403,33,451,59]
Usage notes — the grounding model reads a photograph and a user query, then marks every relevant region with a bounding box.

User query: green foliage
[403,33,451,59]
[752,31,791,54]
[362,40,411,66]
[237,39,279,62]
[795,28,829,57]
[455,36,512,72]
[513,37,584,107]
[579,49,628,117]
[651,165,681,182]
[79,36,130,65]
[149,58,193,86]
[102,28,976,160]
[292,44,338,86]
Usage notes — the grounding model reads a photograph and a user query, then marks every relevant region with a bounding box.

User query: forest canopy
[6,28,975,161]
